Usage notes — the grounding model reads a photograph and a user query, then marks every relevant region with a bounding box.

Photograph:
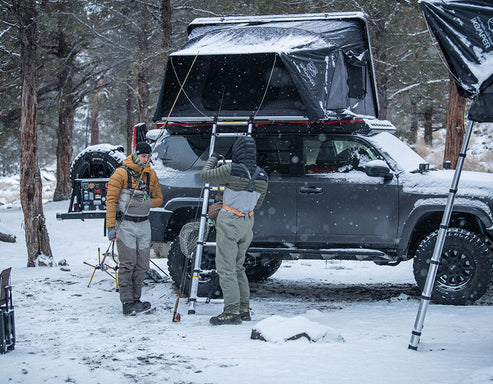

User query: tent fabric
[153,14,379,122]
[468,83,493,122]
[419,0,493,100]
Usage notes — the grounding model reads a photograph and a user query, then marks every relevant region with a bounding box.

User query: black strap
[121,166,150,192]
[123,215,148,222]
[239,163,261,192]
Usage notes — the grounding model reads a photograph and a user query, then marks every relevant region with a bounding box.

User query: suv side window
[159,135,236,171]
[256,135,294,176]
[304,136,380,174]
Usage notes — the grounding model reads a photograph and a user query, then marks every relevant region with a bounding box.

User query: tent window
[347,65,366,99]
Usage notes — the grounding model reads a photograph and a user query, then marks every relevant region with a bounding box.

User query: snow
[1,200,493,384]
[252,315,344,343]
[366,132,426,172]
[175,27,328,55]
[0,166,57,205]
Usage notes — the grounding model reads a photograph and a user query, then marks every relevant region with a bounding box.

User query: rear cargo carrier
[153,12,380,125]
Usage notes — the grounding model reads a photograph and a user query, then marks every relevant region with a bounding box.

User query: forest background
[1,0,459,180]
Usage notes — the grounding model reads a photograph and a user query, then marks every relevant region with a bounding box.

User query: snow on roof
[172,26,329,55]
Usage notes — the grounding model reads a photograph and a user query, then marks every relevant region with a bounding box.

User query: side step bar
[203,242,395,262]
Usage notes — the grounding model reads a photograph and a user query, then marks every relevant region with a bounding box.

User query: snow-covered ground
[1,200,493,384]
[1,124,493,383]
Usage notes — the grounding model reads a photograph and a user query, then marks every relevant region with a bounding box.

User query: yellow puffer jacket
[105,155,163,228]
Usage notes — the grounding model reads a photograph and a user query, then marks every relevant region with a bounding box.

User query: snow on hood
[401,169,493,201]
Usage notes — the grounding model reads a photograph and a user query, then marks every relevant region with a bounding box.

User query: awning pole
[408,119,475,350]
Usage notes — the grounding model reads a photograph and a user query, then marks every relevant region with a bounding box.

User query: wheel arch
[162,198,205,242]
[399,199,493,259]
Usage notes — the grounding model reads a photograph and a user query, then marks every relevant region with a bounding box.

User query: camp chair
[0,267,15,354]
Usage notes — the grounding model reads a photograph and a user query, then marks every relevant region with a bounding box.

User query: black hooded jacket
[200,136,268,211]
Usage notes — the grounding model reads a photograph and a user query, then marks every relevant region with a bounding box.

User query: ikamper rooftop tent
[153,13,380,123]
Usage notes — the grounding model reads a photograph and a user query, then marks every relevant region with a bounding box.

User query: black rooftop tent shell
[152,13,380,123]
[419,0,493,122]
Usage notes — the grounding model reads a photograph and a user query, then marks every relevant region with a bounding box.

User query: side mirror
[365,160,393,179]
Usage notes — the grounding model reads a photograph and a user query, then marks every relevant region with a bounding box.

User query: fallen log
[0,231,16,243]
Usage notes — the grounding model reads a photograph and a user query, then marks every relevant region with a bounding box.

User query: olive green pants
[116,219,151,304]
[215,210,254,314]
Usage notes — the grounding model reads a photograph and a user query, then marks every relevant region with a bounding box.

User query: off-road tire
[245,254,282,282]
[167,234,221,299]
[413,228,492,305]
[70,144,126,182]
[167,226,283,298]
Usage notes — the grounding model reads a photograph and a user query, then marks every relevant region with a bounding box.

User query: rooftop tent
[419,0,493,122]
[153,13,379,122]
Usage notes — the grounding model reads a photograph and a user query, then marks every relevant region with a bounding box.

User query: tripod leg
[87,267,97,288]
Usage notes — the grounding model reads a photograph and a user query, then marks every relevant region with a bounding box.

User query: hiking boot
[134,300,151,313]
[209,312,242,326]
[122,302,136,316]
[240,310,251,321]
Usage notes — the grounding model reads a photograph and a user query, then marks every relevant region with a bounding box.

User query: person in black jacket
[201,136,268,325]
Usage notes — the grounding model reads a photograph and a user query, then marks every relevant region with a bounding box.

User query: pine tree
[14,0,54,267]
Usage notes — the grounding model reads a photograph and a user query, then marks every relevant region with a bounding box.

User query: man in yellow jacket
[106,142,163,315]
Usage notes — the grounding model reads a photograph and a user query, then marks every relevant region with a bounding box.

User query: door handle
[300,186,323,194]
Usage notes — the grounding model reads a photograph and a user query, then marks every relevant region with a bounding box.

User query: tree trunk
[126,80,135,154]
[443,77,466,169]
[137,67,149,123]
[409,99,418,144]
[17,0,53,267]
[136,3,150,123]
[161,0,172,49]
[90,109,99,145]
[423,104,434,146]
[54,98,74,201]
[53,31,74,202]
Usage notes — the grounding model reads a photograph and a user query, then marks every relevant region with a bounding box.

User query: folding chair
[0,267,15,354]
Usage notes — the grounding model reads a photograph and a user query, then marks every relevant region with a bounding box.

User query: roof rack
[158,116,395,135]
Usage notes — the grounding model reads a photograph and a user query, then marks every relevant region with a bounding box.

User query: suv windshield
[366,132,426,172]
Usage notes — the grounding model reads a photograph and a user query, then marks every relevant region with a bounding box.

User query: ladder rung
[214,132,249,137]
[216,121,250,126]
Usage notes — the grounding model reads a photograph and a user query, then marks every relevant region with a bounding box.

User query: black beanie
[135,141,152,155]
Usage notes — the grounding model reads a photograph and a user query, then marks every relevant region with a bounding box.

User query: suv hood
[401,169,493,201]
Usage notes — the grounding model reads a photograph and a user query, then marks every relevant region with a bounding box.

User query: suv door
[254,134,297,245]
[296,134,399,248]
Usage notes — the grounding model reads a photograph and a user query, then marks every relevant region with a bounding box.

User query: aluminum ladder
[187,118,253,314]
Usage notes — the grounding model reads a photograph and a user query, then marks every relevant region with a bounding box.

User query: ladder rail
[187,119,253,314]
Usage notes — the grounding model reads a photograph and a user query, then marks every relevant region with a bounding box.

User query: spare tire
[70,144,126,182]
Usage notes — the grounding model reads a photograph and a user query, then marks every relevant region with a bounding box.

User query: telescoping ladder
[187,119,253,315]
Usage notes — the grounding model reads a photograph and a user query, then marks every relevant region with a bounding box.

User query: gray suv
[143,119,493,305]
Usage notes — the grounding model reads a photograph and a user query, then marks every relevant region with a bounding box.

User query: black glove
[107,227,117,241]
[211,152,220,160]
